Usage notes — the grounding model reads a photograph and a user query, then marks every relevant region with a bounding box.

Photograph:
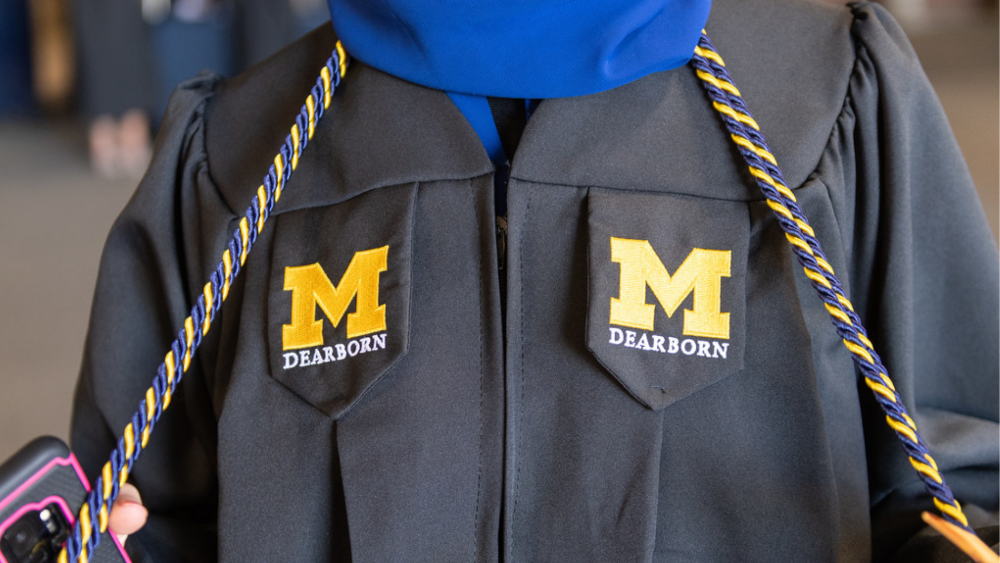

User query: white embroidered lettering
[624,330,637,348]
[282,333,389,371]
[609,327,624,345]
[713,341,729,359]
[605,326,729,362]
[637,333,652,351]
[697,340,711,357]
[652,335,666,353]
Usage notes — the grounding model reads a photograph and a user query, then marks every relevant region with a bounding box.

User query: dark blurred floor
[0,17,996,463]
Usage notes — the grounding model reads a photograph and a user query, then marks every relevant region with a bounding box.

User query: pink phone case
[0,437,129,563]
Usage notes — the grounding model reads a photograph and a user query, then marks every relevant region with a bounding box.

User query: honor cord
[691,32,974,532]
[58,43,349,563]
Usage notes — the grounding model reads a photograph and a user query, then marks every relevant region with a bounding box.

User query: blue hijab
[327,0,712,99]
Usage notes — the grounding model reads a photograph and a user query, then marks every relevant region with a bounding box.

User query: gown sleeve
[842,4,999,560]
[70,72,232,563]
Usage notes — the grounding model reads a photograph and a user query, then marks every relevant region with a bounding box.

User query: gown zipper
[496,214,508,319]
[495,160,511,327]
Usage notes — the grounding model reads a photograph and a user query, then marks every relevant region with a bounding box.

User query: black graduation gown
[71,1,999,561]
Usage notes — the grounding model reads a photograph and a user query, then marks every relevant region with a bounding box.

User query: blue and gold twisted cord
[58,42,349,563]
[690,33,973,531]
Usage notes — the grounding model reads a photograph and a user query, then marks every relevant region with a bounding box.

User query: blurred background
[0,0,996,462]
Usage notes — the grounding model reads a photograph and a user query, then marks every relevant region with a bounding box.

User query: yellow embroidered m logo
[610,237,731,339]
[282,246,388,350]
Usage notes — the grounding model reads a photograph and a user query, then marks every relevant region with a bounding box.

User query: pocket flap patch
[587,189,748,410]
[267,186,414,418]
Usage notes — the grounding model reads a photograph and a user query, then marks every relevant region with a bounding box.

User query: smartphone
[0,437,129,563]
